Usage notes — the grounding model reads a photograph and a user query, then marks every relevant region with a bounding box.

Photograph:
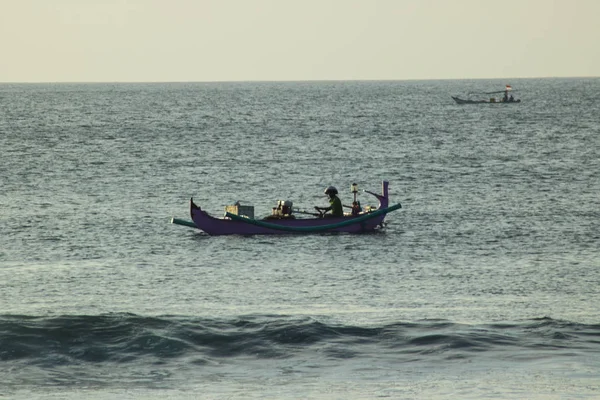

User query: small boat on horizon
[452,85,521,104]
[172,181,402,235]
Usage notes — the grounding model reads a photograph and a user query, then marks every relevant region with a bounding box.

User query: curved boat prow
[364,180,391,210]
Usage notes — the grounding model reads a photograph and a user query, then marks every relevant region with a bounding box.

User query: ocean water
[1,78,599,399]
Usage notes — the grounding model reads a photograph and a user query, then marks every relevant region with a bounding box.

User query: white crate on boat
[225,204,254,219]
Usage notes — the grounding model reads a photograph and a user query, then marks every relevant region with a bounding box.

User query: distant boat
[452,85,521,104]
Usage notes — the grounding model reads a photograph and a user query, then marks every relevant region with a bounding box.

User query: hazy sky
[2,0,599,82]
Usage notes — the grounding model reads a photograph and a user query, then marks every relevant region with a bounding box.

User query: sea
[1,78,599,399]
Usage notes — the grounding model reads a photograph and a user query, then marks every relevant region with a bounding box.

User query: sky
[1,0,599,82]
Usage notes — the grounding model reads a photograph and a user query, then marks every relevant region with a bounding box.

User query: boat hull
[191,206,390,235]
[452,96,521,104]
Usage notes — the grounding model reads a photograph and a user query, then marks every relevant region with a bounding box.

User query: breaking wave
[2,314,599,365]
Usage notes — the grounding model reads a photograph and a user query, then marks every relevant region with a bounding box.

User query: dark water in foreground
[2,314,600,399]
[1,78,599,399]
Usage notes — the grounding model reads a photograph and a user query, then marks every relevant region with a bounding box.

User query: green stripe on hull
[225,203,402,232]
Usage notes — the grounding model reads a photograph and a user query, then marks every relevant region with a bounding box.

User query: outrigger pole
[171,218,196,228]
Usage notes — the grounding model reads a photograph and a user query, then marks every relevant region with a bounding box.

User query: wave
[2,314,599,366]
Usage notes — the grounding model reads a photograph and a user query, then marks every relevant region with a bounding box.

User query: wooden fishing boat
[172,181,402,235]
[452,85,521,104]
[452,96,521,104]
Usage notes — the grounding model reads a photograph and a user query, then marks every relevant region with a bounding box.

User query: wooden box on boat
[224,204,254,219]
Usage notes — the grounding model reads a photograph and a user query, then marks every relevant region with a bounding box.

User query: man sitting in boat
[315,186,343,217]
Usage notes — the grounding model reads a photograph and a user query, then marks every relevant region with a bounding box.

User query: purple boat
[172,181,402,235]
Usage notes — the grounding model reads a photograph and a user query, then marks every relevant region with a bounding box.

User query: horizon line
[1,75,598,85]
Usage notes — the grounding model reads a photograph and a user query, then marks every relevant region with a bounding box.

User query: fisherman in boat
[503,90,509,102]
[350,200,361,215]
[315,186,343,217]
[509,94,515,102]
